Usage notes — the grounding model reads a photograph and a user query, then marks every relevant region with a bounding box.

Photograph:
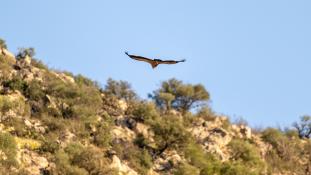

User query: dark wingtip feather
[125,51,129,56]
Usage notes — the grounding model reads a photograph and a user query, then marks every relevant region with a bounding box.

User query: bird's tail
[179,59,186,62]
[125,51,129,56]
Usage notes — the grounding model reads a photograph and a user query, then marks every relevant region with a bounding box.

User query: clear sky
[2,0,311,127]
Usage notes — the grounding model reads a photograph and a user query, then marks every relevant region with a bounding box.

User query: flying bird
[125,52,185,69]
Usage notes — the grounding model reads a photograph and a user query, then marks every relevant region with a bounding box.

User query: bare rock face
[204,128,232,161]
[118,100,128,111]
[50,72,75,84]
[189,116,233,161]
[232,124,252,139]
[134,123,155,142]
[0,92,27,121]
[110,155,138,175]
[20,150,49,175]
[59,129,76,147]
[111,126,136,142]
[15,64,45,83]
[24,119,46,134]
[153,150,184,172]
[16,55,32,68]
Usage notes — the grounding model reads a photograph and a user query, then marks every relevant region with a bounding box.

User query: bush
[16,47,35,59]
[44,72,103,119]
[93,122,112,148]
[174,163,200,175]
[24,80,45,101]
[3,76,27,92]
[113,142,152,174]
[184,143,221,174]
[71,147,116,174]
[132,102,159,123]
[53,150,88,175]
[261,128,307,174]
[261,128,283,148]
[75,74,99,88]
[0,95,29,116]
[228,139,265,172]
[152,115,191,155]
[195,106,216,121]
[220,162,252,175]
[0,132,18,168]
[0,55,14,81]
[293,115,311,139]
[31,58,48,70]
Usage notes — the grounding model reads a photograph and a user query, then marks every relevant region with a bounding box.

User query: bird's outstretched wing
[125,52,154,64]
[158,59,186,65]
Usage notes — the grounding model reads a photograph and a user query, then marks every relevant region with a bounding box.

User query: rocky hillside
[0,42,310,175]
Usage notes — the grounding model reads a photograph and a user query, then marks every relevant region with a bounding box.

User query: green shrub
[174,163,200,175]
[132,102,159,123]
[0,55,14,82]
[152,115,191,155]
[0,95,29,116]
[3,76,27,92]
[261,128,307,174]
[0,132,18,168]
[16,47,35,59]
[0,96,15,113]
[31,58,48,70]
[40,140,60,154]
[228,139,265,171]
[261,128,283,148]
[75,74,99,88]
[184,143,221,174]
[24,80,45,101]
[293,115,311,139]
[114,143,152,175]
[220,162,252,175]
[43,72,102,119]
[93,122,112,148]
[102,94,124,116]
[64,142,84,160]
[54,150,88,175]
[196,106,216,121]
[2,117,30,137]
[71,147,116,174]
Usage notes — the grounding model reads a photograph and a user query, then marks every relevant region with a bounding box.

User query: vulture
[125,52,185,69]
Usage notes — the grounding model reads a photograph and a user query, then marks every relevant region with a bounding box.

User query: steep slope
[0,45,310,175]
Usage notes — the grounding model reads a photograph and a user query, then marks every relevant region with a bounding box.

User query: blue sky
[2,0,311,127]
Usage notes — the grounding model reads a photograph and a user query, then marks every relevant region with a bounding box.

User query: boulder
[20,150,49,175]
[134,123,155,142]
[111,126,136,142]
[153,150,184,171]
[231,124,252,139]
[118,100,128,111]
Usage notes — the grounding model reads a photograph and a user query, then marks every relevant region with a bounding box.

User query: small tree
[150,78,210,112]
[293,115,311,139]
[16,47,35,59]
[104,78,137,101]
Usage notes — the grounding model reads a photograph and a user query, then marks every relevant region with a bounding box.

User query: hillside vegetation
[0,39,310,175]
